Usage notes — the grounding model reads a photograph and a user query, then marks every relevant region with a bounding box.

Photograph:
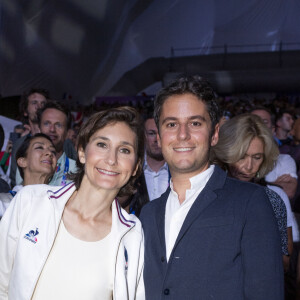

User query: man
[127,114,169,216]
[143,113,169,201]
[291,118,300,146]
[9,89,49,186]
[275,110,294,146]
[140,76,283,299]
[19,88,49,136]
[15,101,76,186]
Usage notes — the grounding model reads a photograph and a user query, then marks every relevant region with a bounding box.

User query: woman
[211,113,293,268]
[0,107,145,300]
[0,133,57,218]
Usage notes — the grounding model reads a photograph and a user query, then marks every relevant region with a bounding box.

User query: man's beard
[147,149,164,161]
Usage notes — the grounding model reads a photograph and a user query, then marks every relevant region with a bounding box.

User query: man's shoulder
[140,189,169,221]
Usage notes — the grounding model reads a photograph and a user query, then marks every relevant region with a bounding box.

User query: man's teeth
[175,147,192,152]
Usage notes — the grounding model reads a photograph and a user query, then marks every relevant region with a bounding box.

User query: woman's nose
[244,157,253,171]
[106,150,117,166]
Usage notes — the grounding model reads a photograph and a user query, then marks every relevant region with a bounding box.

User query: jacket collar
[155,165,227,254]
[46,182,136,233]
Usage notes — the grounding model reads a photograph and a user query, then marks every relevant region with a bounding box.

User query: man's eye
[55,123,63,129]
[43,121,51,127]
[167,123,176,128]
[191,121,201,126]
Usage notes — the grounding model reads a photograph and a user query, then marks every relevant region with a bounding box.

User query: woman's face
[78,122,139,192]
[228,137,264,182]
[18,137,57,177]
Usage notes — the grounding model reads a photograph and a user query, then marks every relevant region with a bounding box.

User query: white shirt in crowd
[144,156,169,201]
[265,154,298,182]
[165,165,215,261]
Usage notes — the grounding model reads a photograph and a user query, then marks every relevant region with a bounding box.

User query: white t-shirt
[165,165,214,261]
[265,154,298,182]
[32,221,114,300]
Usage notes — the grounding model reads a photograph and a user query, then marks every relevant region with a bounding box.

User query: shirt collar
[169,164,215,203]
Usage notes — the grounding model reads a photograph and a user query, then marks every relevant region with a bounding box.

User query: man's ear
[17,157,27,169]
[211,123,219,147]
[78,147,86,164]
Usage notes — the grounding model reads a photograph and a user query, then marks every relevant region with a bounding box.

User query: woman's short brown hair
[70,106,144,197]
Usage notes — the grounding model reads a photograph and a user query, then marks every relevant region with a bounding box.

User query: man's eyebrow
[161,115,207,125]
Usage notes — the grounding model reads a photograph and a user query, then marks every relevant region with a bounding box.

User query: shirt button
[164,288,170,295]
[161,256,165,262]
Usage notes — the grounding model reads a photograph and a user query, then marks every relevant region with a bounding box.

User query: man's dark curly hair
[154,75,220,136]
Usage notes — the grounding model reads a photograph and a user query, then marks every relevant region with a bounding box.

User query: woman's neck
[67,178,117,221]
[23,173,50,186]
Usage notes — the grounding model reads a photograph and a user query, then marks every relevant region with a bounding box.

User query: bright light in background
[51,16,85,54]
[72,0,108,20]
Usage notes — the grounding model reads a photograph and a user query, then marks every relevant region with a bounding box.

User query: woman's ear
[78,147,86,164]
[17,157,27,169]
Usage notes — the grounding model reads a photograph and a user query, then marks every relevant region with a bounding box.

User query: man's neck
[170,163,210,204]
[276,128,288,140]
[146,155,165,172]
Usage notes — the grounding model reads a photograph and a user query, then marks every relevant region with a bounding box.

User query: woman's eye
[254,155,263,160]
[120,148,130,154]
[97,142,106,148]
[35,146,43,150]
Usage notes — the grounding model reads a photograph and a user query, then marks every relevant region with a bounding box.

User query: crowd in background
[1,84,300,299]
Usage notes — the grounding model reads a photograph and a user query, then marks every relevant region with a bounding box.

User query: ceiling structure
[1,0,300,105]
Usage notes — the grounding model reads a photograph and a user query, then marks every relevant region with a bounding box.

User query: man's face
[144,118,164,161]
[251,109,273,131]
[158,93,219,179]
[25,93,47,123]
[277,113,294,132]
[291,119,300,143]
[40,108,68,153]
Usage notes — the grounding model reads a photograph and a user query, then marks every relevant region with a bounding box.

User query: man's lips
[96,168,119,176]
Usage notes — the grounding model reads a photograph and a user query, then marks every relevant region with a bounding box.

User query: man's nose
[177,124,190,140]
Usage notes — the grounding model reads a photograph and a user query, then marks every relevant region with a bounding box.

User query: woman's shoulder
[116,201,143,234]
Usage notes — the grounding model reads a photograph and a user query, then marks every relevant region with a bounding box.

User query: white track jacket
[0,183,145,300]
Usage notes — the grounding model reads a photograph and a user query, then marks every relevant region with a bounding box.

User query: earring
[256,172,260,178]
